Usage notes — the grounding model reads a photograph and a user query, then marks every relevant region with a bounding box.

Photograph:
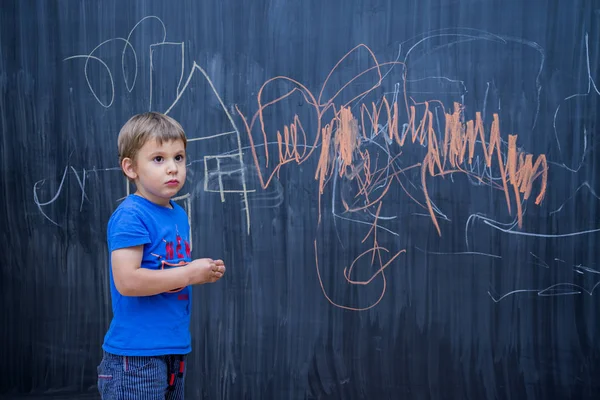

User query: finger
[215,259,224,265]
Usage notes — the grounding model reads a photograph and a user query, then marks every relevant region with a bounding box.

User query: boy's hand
[186,258,226,284]
[212,259,226,282]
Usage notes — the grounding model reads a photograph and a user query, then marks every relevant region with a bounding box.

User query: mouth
[166,179,180,186]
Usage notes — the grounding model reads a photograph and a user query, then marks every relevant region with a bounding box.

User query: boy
[97,112,225,399]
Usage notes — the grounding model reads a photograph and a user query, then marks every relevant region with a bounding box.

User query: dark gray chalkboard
[1,0,600,399]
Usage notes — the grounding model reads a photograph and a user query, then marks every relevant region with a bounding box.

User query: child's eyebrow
[149,150,185,157]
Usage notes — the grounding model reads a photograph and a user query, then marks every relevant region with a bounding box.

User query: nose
[166,159,178,174]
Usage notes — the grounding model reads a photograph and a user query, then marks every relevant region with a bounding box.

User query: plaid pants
[97,350,187,399]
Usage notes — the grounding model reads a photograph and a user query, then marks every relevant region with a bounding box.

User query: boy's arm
[111,245,192,296]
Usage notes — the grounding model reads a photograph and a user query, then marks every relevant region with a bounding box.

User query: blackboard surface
[1,1,600,399]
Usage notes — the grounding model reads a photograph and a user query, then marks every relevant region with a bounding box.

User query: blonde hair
[118,112,187,165]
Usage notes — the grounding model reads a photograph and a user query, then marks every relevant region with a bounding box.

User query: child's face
[123,138,187,207]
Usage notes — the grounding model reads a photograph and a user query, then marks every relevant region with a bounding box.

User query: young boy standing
[97,112,225,399]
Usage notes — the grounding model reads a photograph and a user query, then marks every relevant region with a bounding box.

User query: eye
[153,156,164,163]
[175,154,185,162]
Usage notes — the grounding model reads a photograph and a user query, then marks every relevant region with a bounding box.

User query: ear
[121,157,138,180]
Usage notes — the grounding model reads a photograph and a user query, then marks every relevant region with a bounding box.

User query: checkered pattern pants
[97,350,187,399]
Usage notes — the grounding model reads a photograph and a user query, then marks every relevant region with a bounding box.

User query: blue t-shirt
[102,194,193,356]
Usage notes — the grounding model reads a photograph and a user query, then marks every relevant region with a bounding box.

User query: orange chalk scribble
[236,44,548,311]
[420,102,548,234]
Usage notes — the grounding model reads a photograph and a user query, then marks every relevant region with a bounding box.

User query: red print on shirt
[164,234,190,260]
[152,233,192,295]
[176,235,184,258]
[166,241,175,259]
[185,241,191,258]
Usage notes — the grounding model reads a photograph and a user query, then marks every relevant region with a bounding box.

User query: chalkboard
[1,0,600,399]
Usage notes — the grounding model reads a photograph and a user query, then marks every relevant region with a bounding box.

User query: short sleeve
[107,207,151,252]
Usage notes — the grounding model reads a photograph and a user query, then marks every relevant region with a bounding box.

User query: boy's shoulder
[109,195,144,218]
[107,195,145,233]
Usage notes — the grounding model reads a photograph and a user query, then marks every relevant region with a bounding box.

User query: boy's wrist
[180,266,192,286]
